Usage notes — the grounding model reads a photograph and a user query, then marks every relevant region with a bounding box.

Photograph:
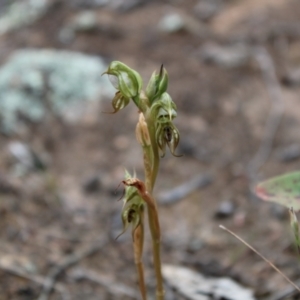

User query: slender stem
[134,94,164,299]
[135,182,164,299]
[141,142,164,300]
[145,111,160,193]
[148,209,164,300]
[143,145,153,193]
[133,218,147,300]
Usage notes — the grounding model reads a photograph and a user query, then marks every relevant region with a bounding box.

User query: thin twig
[38,236,108,300]
[247,46,285,181]
[0,263,70,300]
[69,267,138,298]
[220,225,300,294]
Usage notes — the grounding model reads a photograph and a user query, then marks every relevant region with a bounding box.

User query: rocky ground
[1,0,300,299]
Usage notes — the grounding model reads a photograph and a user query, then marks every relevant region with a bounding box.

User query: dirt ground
[1,0,300,299]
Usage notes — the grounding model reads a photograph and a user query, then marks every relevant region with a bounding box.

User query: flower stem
[148,209,164,300]
[133,219,147,300]
[142,139,164,300]
[145,111,160,192]
[143,145,153,192]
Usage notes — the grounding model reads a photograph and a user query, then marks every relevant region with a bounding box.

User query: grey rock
[158,173,213,205]
[82,174,101,193]
[7,141,46,174]
[158,13,185,33]
[59,11,98,43]
[276,144,300,162]
[70,11,98,32]
[0,173,19,194]
[186,239,204,253]
[108,0,147,12]
[58,28,76,44]
[159,12,210,37]
[0,0,50,35]
[8,142,35,171]
[163,265,256,300]
[194,0,223,21]
[282,68,300,86]
[200,43,250,68]
[71,0,146,10]
[70,0,109,8]
[178,138,212,162]
[270,203,288,220]
[215,200,235,219]
[178,138,196,156]
[0,49,113,132]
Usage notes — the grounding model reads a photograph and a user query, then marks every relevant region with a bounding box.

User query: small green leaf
[256,171,300,211]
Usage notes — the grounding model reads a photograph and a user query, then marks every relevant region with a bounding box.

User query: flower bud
[122,204,140,230]
[155,122,181,157]
[108,91,130,113]
[150,92,177,123]
[116,170,144,239]
[123,169,139,205]
[104,61,143,99]
[136,112,151,147]
[146,65,168,103]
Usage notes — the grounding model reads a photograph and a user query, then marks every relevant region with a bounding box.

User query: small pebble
[194,0,223,21]
[214,200,235,219]
[276,144,300,162]
[109,0,147,12]
[200,43,250,68]
[158,13,185,33]
[82,174,101,193]
[159,173,213,205]
[7,141,47,174]
[270,203,288,220]
[187,239,205,253]
[178,138,196,156]
[282,68,300,86]
[70,11,98,32]
[8,141,34,170]
[16,286,35,297]
[71,0,108,8]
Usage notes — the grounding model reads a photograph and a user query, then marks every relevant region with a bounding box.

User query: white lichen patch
[0,0,50,35]
[0,49,113,131]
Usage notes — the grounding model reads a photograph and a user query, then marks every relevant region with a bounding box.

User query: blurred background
[1,0,300,299]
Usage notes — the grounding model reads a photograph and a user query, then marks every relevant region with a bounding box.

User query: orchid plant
[104,61,181,300]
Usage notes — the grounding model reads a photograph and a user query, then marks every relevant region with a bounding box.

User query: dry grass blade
[219,225,300,294]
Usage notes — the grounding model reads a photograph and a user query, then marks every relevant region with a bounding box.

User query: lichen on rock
[0,49,113,132]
